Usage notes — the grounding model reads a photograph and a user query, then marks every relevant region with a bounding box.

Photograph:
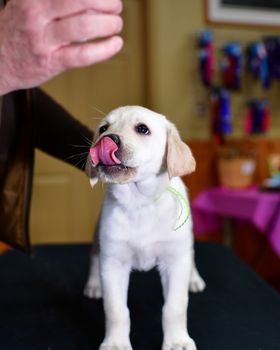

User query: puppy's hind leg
[84,252,103,299]
[84,225,102,299]
[189,255,206,293]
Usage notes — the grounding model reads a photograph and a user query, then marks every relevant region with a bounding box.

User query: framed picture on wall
[205,0,280,28]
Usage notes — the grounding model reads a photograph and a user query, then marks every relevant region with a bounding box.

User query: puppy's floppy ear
[85,155,98,188]
[166,123,196,178]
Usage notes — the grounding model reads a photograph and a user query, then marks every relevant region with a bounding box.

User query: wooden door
[30,0,146,244]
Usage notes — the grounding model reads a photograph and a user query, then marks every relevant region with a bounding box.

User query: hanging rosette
[244,99,271,135]
[248,42,270,89]
[221,42,242,90]
[209,87,232,144]
[198,30,214,87]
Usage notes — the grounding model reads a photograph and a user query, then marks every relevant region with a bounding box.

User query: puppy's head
[86,106,195,186]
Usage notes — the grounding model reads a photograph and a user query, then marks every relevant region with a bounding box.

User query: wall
[30,0,146,244]
[30,0,280,243]
[145,0,280,140]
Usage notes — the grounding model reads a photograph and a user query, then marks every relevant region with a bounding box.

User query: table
[1,243,280,350]
[192,187,280,257]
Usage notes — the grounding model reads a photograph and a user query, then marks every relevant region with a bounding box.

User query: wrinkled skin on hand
[0,0,123,95]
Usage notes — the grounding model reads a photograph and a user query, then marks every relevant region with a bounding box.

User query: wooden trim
[0,242,10,254]
[185,137,280,201]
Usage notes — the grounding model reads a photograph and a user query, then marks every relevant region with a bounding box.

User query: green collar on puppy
[166,186,190,231]
[155,186,190,231]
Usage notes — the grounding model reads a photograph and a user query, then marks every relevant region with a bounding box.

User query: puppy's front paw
[99,340,132,350]
[163,336,197,350]
[84,279,102,299]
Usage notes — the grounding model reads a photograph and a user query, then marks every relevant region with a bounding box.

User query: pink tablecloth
[191,187,280,257]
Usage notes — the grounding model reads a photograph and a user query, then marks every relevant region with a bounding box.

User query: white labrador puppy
[84,106,205,350]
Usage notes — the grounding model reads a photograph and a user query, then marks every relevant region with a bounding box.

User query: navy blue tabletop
[0,243,279,350]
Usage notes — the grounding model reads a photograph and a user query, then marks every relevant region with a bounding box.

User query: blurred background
[31,0,280,291]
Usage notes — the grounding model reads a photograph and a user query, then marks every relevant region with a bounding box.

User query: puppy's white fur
[84,106,205,350]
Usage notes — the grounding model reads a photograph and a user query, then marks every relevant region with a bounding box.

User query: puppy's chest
[121,204,176,271]
[104,192,178,242]
[130,244,158,271]
[126,201,175,238]
[102,191,184,270]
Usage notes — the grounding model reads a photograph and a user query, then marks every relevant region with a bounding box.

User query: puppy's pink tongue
[90,136,121,166]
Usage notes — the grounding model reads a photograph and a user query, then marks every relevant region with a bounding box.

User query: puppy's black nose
[107,134,120,145]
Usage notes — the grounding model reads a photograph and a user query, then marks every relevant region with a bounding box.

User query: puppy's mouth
[97,163,130,172]
[89,136,137,182]
[95,162,137,184]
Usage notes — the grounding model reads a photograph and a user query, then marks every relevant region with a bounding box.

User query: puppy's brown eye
[135,124,150,135]
[99,124,108,134]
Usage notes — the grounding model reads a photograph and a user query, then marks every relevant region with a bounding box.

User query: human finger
[46,0,123,20]
[46,13,123,48]
[54,35,123,69]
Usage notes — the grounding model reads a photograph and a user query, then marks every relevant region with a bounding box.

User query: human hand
[0,0,123,95]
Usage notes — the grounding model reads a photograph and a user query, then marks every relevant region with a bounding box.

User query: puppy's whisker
[71,144,91,149]
[81,134,93,146]
[66,151,89,159]
[90,105,107,116]
[89,116,103,121]
[65,153,89,166]
[81,158,89,170]
[72,156,88,169]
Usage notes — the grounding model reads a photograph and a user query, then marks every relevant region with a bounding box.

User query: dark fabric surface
[0,242,279,350]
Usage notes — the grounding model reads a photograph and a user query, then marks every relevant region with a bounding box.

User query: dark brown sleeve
[33,88,93,170]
